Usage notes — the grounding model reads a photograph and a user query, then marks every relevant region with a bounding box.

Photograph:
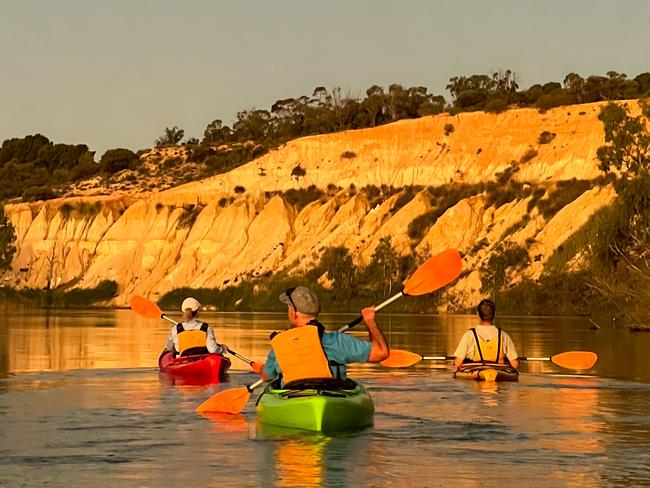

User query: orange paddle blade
[403,249,462,296]
[251,362,263,374]
[380,349,423,368]
[551,351,598,370]
[195,387,251,414]
[130,295,162,319]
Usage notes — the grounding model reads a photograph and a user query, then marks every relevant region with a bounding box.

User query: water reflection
[1,308,650,487]
[3,309,649,381]
[254,426,374,487]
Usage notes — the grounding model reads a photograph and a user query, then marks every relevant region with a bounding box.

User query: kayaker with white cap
[259,286,390,386]
[165,297,227,357]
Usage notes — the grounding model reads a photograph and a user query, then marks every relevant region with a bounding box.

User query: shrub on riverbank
[159,241,440,313]
[0,280,119,308]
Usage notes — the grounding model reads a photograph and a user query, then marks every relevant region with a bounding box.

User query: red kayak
[158,350,231,385]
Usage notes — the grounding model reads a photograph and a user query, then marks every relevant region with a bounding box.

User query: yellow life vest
[471,327,505,364]
[270,325,333,385]
[176,323,209,356]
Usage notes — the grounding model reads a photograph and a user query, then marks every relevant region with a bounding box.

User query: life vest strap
[471,327,504,364]
[471,328,485,362]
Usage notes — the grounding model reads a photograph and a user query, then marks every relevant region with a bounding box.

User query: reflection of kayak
[256,379,374,432]
[158,350,230,384]
[454,362,519,382]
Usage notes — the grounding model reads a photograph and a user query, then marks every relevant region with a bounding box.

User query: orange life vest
[176,323,210,356]
[471,327,506,364]
[270,325,333,385]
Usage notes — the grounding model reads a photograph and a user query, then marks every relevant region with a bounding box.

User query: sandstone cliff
[2,102,621,308]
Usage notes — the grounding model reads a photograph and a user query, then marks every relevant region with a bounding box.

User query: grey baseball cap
[279,286,320,315]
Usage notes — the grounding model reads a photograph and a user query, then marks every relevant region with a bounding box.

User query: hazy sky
[1,0,649,156]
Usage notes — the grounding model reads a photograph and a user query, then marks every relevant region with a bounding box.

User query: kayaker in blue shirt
[165,297,228,357]
[259,286,390,385]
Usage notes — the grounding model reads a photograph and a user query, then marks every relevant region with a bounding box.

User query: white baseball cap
[181,297,201,312]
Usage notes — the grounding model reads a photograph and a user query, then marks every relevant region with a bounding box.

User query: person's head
[181,297,200,320]
[477,299,496,323]
[279,286,320,327]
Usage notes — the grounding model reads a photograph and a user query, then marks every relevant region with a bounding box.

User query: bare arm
[505,334,519,369]
[362,307,390,362]
[453,357,464,370]
[452,332,469,371]
[259,365,272,381]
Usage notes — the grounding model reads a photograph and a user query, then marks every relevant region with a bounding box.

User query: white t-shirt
[453,324,518,362]
[166,318,224,354]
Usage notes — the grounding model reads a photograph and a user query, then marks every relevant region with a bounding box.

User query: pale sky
[1,0,649,156]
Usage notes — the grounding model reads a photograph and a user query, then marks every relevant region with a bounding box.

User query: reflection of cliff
[6,310,162,373]
[3,102,622,307]
[2,310,287,374]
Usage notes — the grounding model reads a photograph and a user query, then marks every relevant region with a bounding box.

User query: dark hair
[477,299,496,321]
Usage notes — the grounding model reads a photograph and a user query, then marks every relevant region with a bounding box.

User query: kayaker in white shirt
[453,299,519,370]
[165,297,227,357]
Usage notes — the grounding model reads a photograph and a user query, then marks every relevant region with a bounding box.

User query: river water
[1,309,649,487]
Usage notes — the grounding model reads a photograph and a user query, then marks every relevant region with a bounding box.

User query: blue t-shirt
[263,330,372,381]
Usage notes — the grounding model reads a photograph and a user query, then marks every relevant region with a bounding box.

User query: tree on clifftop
[155,126,185,147]
[100,148,139,174]
[0,205,16,271]
[597,102,650,179]
[591,101,650,323]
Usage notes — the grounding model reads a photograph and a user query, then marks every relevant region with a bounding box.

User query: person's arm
[452,332,469,371]
[362,307,390,362]
[166,327,176,352]
[260,349,278,381]
[453,357,464,370]
[205,326,226,355]
[504,334,519,369]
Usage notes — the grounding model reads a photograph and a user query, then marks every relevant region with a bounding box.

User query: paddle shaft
[418,355,550,362]
[160,314,256,367]
[414,356,549,365]
[247,379,265,392]
[338,291,404,332]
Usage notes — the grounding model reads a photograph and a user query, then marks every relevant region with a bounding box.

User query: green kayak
[256,379,374,432]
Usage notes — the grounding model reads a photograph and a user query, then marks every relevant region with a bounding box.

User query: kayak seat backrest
[179,347,211,357]
[458,363,517,374]
[281,378,357,391]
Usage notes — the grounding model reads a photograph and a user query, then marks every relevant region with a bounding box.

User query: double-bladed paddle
[339,249,463,332]
[195,249,464,414]
[380,349,598,370]
[130,295,262,373]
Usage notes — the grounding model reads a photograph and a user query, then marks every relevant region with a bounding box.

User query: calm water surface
[1,309,649,487]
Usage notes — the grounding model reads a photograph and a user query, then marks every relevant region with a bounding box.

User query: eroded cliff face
[2,102,621,308]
